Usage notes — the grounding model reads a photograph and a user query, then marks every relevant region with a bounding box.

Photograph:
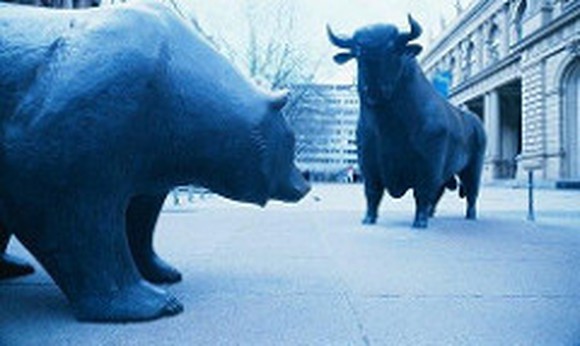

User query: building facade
[286,84,359,181]
[422,0,580,184]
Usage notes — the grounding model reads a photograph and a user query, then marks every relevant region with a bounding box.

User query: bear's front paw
[73,281,183,322]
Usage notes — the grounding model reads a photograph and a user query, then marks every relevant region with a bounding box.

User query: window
[449,55,457,86]
[514,0,527,42]
[462,41,476,80]
[487,23,500,64]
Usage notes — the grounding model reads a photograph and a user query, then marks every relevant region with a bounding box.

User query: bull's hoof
[74,281,183,322]
[466,209,477,220]
[412,219,428,229]
[362,215,377,225]
[427,205,436,218]
[465,206,477,220]
[0,254,35,280]
[137,255,182,284]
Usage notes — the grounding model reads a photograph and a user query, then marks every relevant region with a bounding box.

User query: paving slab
[1,184,579,345]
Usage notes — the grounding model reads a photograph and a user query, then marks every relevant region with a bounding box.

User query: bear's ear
[270,90,289,111]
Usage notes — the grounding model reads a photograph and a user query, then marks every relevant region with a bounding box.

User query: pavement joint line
[190,292,347,299]
[342,290,373,346]
[362,293,580,300]
[314,211,373,346]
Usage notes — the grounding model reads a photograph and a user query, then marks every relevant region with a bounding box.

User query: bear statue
[0,0,310,322]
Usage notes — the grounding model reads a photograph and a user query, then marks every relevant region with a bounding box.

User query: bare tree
[186,0,319,90]
[223,1,336,165]
[284,85,335,158]
[180,0,335,164]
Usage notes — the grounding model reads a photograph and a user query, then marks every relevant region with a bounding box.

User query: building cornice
[422,0,580,69]
[511,1,580,52]
[421,0,497,65]
[449,53,520,97]
[448,1,580,98]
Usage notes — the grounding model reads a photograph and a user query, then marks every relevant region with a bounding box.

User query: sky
[180,0,476,83]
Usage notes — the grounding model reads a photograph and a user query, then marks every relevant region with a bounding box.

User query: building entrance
[497,80,522,179]
[563,60,580,179]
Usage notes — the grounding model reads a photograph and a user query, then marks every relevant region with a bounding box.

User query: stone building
[286,84,359,181]
[422,0,579,185]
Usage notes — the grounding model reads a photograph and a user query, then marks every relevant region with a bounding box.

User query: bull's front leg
[126,193,182,284]
[358,132,384,225]
[412,185,439,229]
[362,179,384,225]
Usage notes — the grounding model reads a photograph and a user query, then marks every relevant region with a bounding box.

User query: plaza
[1,184,579,345]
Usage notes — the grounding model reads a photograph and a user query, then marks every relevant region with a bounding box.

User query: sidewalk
[1,184,579,345]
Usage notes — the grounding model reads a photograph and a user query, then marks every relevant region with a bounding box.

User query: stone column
[483,89,501,180]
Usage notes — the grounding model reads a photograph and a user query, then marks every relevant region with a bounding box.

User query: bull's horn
[326,25,353,49]
[398,14,422,44]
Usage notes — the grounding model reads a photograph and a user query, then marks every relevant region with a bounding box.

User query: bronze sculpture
[0,0,309,322]
[328,16,486,228]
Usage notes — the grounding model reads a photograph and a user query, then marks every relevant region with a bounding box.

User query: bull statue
[0,0,310,322]
[328,16,486,229]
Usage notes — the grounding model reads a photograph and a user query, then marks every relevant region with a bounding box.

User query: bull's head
[327,15,423,104]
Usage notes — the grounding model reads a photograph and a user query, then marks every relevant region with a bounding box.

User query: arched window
[463,41,476,79]
[487,23,501,64]
[449,55,457,86]
[514,0,527,42]
[562,59,580,178]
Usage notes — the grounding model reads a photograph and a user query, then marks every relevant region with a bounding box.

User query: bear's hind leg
[16,199,183,322]
[126,193,182,284]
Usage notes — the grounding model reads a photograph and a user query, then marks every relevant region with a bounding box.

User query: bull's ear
[270,90,289,111]
[405,44,423,57]
[333,52,355,65]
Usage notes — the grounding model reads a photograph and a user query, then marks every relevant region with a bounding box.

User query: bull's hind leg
[459,157,484,220]
[362,179,384,225]
[427,186,445,218]
[15,197,183,322]
[428,177,458,217]
[126,193,182,284]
